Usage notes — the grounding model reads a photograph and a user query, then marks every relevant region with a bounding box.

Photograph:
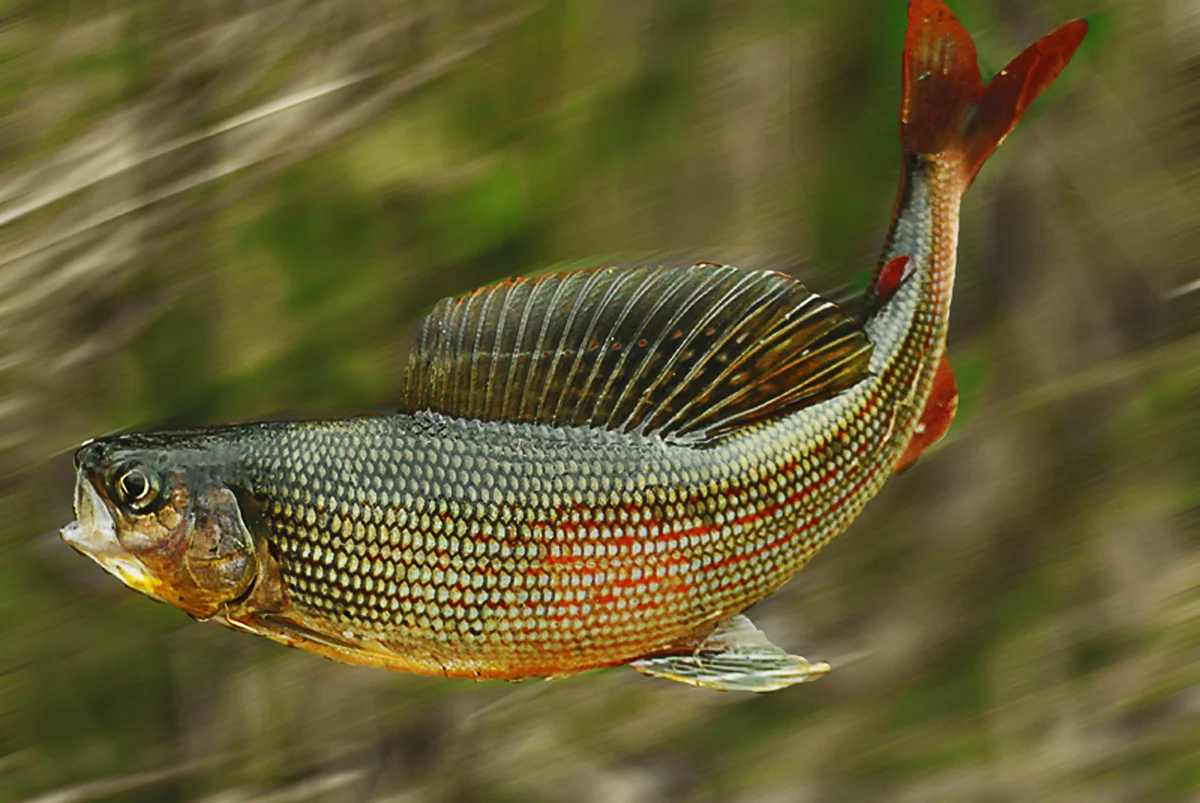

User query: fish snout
[61,469,165,601]
[72,438,109,474]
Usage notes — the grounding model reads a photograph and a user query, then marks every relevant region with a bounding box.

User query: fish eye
[115,466,159,511]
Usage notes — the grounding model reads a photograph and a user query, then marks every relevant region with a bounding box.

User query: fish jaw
[61,471,165,602]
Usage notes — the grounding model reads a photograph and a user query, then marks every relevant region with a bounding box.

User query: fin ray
[656,280,794,431]
[650,272,778,432]
[399,264,872,442]
[631,614,830,693]
[902,0,1087,187]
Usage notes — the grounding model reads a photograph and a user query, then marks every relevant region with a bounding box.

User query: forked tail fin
[902,0,1087,187]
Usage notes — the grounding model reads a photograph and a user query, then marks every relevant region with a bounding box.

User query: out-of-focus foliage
[1,0,1197,800]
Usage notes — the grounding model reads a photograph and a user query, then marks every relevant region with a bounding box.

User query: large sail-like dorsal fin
[398,264,872,443]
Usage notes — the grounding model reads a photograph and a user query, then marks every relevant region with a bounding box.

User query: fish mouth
[61,470,164,601]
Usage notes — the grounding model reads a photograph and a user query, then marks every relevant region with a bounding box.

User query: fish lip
[59,520,89,555]
[61,469,164,601]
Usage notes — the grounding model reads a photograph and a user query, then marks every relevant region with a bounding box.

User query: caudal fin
[902,0,1087,187]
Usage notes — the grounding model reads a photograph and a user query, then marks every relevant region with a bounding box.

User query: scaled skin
[62,1,1087,687]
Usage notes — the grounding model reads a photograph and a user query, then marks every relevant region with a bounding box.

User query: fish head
[62,434,259,620]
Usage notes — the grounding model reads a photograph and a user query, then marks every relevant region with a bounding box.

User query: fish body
[62,0,1087,691]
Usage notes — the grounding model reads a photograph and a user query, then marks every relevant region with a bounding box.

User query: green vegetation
[0,1,1194,801]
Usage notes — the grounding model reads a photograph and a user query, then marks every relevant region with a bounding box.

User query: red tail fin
[902,0,1087,187]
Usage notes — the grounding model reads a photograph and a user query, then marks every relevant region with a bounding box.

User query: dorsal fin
[398,264,873,442]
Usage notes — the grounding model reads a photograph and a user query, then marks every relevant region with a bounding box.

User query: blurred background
[1,0,1197,800]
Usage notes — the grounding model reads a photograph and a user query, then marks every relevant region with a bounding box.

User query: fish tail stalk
[871,1,1087,316]
[857,0,1085,472]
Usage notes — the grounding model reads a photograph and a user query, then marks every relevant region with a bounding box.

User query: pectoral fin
[630,614,830,693]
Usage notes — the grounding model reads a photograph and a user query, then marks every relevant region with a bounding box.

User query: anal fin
[630,614,829,693]
[895,355,958,473]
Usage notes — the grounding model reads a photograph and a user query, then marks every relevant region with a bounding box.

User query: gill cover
[182,487,258,608]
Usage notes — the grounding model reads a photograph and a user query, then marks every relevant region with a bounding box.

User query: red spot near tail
[895,355,958,473]
[876,255,912,304]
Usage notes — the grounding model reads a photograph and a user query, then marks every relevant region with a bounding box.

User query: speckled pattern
[240,168,954,679]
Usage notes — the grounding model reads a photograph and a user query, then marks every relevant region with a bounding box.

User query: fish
[61,0,1087,692]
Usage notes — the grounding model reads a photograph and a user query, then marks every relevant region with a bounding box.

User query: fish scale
[60,0,1087,692]
[236,325,896,678]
